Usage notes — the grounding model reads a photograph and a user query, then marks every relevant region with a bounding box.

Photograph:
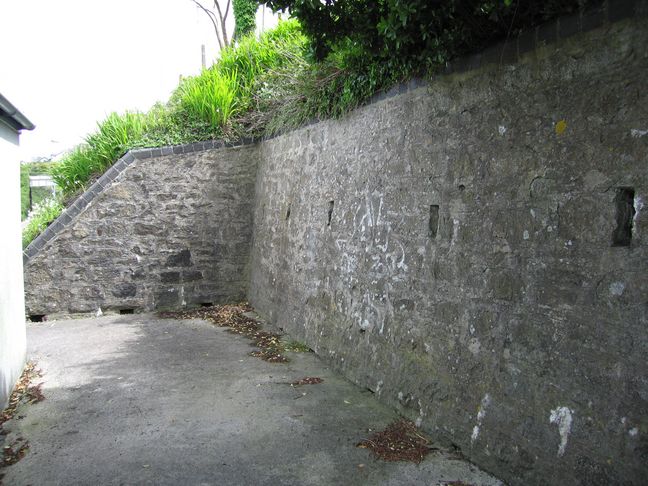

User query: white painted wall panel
[0,120,26,409]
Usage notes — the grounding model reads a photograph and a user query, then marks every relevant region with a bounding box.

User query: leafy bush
[262,1,593,69]
[22,197,64,248]
[252,0,597,134]
[241,32,406,136]
[233,0,258,40]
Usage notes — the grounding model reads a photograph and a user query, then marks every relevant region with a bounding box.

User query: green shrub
[258,0,597,128]
[262,1,591,68]
[233,0,257,40]
[243,34,404,136]
[22,197,64,248]
[128,103,195,148]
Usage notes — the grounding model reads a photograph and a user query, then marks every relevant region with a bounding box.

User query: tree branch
[213,0,230,47]
[191,0,226,49]
[224,0,231,21]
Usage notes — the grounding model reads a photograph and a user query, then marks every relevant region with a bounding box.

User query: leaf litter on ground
[2,438,29,467]
[290,377,323,386]
[1,361,44,427]
[1,361,44,474]
[357,419,438,464]
[159,303,290,363]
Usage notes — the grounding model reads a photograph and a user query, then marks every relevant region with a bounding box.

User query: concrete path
[1,314,502,486]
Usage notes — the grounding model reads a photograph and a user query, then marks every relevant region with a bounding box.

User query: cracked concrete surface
[1,314,502,485]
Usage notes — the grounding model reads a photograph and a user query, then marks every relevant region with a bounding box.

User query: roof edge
[0,92,35,131]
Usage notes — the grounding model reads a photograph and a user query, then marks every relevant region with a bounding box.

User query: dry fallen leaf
[1,361,45,428]
[356,419,434,464]
[290,377,323,386]
[160,304,290,364]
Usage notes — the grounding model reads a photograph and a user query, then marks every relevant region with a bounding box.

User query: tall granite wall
[248,18,647,485]
[23,13,647,486]
[24,144,258,315]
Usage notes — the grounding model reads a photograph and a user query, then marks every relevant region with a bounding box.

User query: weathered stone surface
[24,145,259,315]
[160,272,181,284]
[248,18,647,486]
[183,270,203,282]
[154,287,180,309]
[23,17,648,486]
[166,249,192,267]
[111,283,137,298]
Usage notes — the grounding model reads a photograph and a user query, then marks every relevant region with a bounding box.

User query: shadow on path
[2,314,502,486]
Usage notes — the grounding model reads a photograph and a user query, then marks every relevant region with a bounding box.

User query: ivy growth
[233,0,258,40]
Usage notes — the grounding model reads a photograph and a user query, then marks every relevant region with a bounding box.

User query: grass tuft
[284,340,311,353]
[175,69,239,130]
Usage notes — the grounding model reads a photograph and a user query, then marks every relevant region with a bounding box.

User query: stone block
[102,167,120,183]
[160,272,181,284]
[112,158,128,173]
[182,270,203,282]
[134,148,153,159]
[155,288,180,309]
[133,222,164,236]
[166,249,192,267]
[111,283,137,298]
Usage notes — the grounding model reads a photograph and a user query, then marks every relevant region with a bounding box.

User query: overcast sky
[1,0,277,161]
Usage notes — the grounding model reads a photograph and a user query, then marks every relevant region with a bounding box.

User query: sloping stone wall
[24,144,258,315]
[248,18,647,485]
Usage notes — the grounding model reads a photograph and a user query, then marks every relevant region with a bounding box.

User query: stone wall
[24,144,258,315]
[248,18,648,485]
[23,12,648,486]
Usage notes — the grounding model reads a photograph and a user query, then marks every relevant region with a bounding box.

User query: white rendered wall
[0,120,26,409]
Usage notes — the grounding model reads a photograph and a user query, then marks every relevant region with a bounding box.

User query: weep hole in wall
[612,187,635,247]
[428,205,440,238]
